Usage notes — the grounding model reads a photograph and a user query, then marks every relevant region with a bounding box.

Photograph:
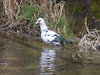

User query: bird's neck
[40,22,48,33]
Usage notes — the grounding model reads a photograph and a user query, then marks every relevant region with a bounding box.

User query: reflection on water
[0,32,100,75]
[40,48,57,75]
[0,62,8,66]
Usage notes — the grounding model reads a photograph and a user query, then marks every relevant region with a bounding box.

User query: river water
[0,32,100,75]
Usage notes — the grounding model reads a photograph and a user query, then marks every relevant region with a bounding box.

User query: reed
[3,0,74,38]
[3,0,22,22]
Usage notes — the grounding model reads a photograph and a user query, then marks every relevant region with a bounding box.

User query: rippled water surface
[0,32,100,75]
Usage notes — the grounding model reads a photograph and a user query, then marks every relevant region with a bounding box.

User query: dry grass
[3,0,22,22]
[2,0,67,37]
[72,17,100,63]
[40,0,65,32]
[78,17,100,51]
[3,0,65,24]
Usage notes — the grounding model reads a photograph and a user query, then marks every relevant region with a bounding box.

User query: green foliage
[58,16,67,29]
[91,1,100,18]
[20,2,74,39]
[55,16,74,39]
[20,4,44,27]
[66,21,74,39]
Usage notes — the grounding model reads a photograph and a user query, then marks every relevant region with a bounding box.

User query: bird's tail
[65,40,72,44]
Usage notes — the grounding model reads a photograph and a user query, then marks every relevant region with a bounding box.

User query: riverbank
[0,0,100,64]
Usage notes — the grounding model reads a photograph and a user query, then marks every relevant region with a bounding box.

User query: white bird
[35,18,72,46]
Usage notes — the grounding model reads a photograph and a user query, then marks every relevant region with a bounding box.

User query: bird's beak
[35,21,38,24]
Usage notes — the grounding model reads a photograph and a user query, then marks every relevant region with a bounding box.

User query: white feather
[36,18,60,45]
[41,30,59,44]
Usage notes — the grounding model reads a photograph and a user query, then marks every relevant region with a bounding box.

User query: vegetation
[1,0,74,39]
[1,0,100,38]
[68,0,84,15]
[91,0,100,18]
[20,4,44,27]
[0,0,100,64]
[72,17,100,63]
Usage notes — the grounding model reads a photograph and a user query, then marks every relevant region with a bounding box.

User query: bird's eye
[38,20,41,23]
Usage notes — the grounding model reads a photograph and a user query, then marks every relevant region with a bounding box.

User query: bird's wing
[46,30,66,44]
[53,36,65,43]
[46,30,59,37]
[44,30,72,45]
[44,30,60,42]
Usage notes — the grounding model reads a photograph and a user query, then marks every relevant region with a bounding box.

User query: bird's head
[35,18,44,24]
[35,18,48,32]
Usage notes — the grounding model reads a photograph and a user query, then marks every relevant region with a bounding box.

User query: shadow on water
[0,32,100,75]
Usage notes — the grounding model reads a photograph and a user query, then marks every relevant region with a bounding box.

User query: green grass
[20,4,45,27]
[52,16,74,39]
[66,22,75,39]
[59,16,74,38]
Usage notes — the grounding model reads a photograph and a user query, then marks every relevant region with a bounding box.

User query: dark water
[0,32,100,75]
